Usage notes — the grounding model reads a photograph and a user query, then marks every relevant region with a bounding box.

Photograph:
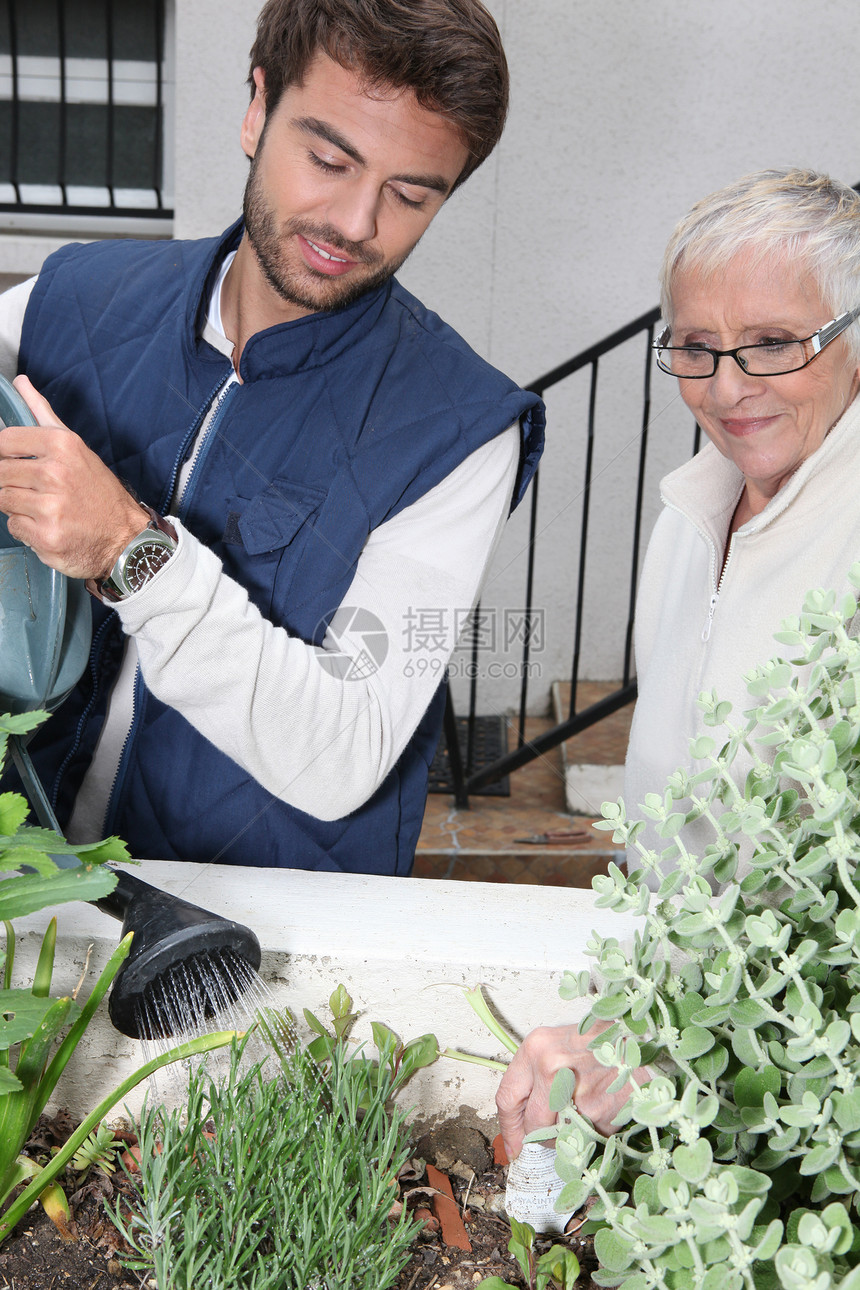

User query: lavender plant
[540,568,860,1290]
[110,1013,423,1290]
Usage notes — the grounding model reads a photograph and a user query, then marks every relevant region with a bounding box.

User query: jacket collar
[660,392,860,550]
[189,220,392,381]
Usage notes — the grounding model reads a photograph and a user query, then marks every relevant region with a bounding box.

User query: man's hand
[0,375,148,579]
[496,1020,651,1160]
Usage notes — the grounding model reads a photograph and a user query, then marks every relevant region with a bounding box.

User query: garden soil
[1,1111,599,1290]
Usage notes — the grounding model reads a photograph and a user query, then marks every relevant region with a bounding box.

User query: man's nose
[327,179,379,246]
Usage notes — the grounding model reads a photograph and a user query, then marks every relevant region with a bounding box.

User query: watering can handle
[0,373,37,429]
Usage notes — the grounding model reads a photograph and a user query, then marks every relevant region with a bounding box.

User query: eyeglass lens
[660,341,809,377]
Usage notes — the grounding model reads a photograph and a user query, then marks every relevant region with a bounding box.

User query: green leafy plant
[0,708,130,1232]
[109,1014,425,1290]
[0,709,236,1242]
[533,569,860,1289]
[1,1029,237,1243]
[477,1215,581,1289]
[303,982,439,1097]
[0,712,127,924]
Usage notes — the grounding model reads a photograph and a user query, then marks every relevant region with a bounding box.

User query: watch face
[123,537,175,593]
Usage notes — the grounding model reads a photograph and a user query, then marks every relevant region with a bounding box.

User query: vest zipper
[175,374,239,518]
[102,374,239,838]
[157,371,236,515]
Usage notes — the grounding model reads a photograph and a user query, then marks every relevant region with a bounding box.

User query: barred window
[0,0,172,229]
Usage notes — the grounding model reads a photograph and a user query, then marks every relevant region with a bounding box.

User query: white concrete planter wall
[13,862,639,1129]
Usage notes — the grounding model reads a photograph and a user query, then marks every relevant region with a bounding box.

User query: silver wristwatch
[87,505,178,603]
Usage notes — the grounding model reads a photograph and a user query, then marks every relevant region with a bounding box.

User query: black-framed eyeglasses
[652,304,860,378]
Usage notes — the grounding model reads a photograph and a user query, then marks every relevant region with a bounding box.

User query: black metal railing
[444,305,702,805]
[0,0,171,220]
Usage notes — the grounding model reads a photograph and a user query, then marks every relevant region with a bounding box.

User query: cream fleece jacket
[624,392,860,871]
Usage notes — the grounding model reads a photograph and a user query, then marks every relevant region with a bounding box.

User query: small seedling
[70,1121,120,1179]
[475,1216,580,1289]
[302,984,439,1100]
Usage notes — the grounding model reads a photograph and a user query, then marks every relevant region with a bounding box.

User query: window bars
[0,0,171,222]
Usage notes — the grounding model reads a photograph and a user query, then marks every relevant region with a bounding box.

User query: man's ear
[241,67,267,159]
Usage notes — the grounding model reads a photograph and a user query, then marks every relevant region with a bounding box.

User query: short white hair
[660,168,860,364]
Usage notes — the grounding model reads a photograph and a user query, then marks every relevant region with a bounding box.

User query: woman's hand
[0,375,147,578]
[496,1020,650,1160]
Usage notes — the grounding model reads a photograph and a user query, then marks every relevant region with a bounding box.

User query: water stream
[132,947,299,1101]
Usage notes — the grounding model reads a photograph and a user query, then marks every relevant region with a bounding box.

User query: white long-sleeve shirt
[0,272,519,837]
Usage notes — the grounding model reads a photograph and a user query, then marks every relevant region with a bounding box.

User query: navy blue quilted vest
[13,224,544,874]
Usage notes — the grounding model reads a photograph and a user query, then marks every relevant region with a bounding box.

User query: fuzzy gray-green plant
[110,1027,421,1290]
[536,569,860,1290]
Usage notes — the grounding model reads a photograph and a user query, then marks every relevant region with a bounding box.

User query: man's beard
[242,153,411,314]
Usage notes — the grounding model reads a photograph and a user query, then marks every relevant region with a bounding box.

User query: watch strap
[137,504,178,544]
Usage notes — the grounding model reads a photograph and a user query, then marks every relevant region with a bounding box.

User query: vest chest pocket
[231,479,327,554]
[222,479,329,625]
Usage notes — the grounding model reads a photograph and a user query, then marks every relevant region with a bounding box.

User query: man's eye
[309,152,346,174]
[758,337,791,347]
[389,186,428,210]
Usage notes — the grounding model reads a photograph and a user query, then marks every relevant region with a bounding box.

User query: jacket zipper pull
[702,593,718,642]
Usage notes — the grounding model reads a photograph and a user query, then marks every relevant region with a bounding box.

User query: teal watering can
[0,374,262,1039]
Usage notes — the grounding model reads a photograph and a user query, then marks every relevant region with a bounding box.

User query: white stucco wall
[2,0,859,714]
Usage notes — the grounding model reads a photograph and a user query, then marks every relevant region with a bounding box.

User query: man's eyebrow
[294,116,452,195]
[296,116,365,165]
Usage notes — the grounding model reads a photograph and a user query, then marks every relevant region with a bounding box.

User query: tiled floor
[415,687,634,887]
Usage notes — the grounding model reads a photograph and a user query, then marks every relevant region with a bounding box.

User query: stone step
[417,709,626,886]
[551,680,632,816]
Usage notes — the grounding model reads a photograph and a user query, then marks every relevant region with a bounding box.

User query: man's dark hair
[248,0,509,190]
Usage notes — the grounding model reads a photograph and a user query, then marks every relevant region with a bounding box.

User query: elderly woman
[497,167,860,1160]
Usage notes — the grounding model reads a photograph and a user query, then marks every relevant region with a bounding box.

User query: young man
[0,0,543,873]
